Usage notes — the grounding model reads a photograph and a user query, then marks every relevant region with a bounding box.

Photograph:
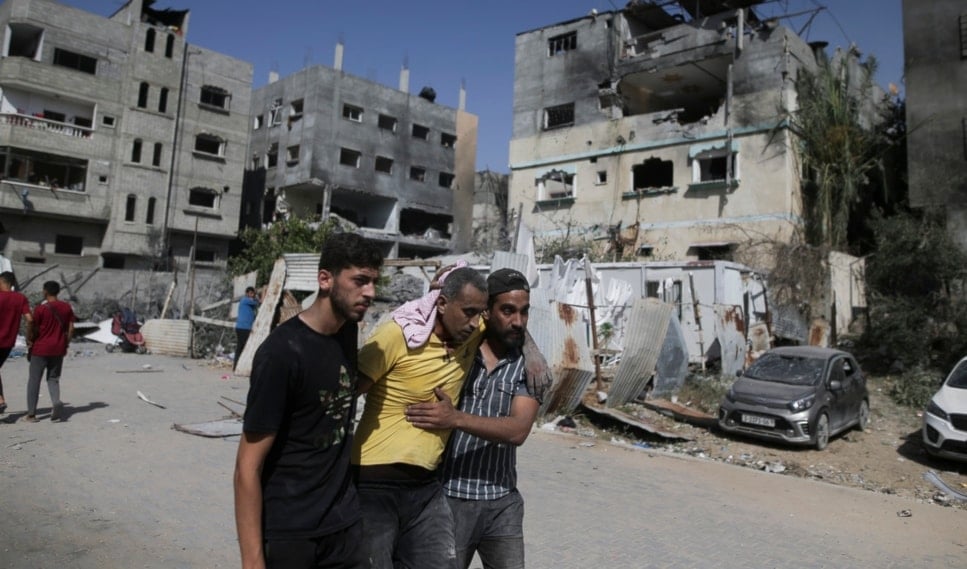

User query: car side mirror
[829,379,843,391]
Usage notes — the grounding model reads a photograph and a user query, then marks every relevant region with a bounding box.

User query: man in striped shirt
[405,268,540,569]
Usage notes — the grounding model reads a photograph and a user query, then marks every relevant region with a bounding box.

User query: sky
[64,0,904,173]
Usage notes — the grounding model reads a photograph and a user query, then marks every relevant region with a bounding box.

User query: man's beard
[330,282,367,322]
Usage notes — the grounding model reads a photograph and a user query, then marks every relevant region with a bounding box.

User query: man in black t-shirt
[234,233,383,569]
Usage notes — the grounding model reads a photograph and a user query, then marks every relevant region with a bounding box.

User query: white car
[922,356,967,462]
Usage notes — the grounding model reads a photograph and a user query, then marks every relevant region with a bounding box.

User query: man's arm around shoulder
[234,431,276,569]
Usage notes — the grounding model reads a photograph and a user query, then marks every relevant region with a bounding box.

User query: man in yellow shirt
[353,267,488,569]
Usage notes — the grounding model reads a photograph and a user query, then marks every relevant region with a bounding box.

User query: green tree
[228,217,337,286]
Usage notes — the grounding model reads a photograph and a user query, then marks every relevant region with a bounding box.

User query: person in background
[406,268,540,569]
[24,280,74,423]
[234,232,384,569]
[0,271,31,414]
[234,286,260,371]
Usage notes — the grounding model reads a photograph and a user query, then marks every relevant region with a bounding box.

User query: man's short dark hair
[318,232,384,275]
[0,271,15,287]
[43,280,61,296]
[245,286,256,294]
[441,267,487,300]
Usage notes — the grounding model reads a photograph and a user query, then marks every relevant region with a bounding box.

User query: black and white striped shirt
[441,350,530,500]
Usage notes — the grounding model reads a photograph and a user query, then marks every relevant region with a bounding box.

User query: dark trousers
[449,491,525,569]
[0,347,10,402]
[264,521,366,569]
[357,477,456,569]
[27,355,63,416]
[234,328,251,370]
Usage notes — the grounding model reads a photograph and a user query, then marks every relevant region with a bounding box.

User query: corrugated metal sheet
[490,251,530,279]
[530,288,595,416]
[714,304,746,377]
[607,298,673,407]
[282,253,319,291]
[142,319,191,357]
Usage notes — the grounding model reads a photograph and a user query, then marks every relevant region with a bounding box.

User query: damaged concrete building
[509,0,845,264]
[903,0,967,248]
[245,46,478,258]
[0,0,252,272]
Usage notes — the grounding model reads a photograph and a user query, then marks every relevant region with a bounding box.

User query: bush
[675,374,733,415]
[228,217,337,286]
[888,367,942,409]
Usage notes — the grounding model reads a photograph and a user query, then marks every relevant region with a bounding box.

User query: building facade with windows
[903,0,967,248]
[0,0,252,271]
[246,53,477,258]
[509,1,824,263]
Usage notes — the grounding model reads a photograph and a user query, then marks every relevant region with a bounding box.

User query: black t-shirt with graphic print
[243,316,360,539]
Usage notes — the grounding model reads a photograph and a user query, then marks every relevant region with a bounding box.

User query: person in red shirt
[0,271,31,414]
[24,280,75,423]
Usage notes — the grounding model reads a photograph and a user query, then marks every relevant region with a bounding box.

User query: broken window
[438,172,455,188]
[637,245,654,257]
[269,99,283,125]
[137,82,149,108]
[548,31,577,56]
[6,23,44,59]
[0,146,87,190]
[693,150,737,183]
[375,156,393,174]
[253,114,263,130]
[632,158,674,190]
[145,28,156,53]
[131,139,143,163]
[53,48,96,75]
[200,85,229,110]
[441,132,457,148]
[536,169,574,200]
[400,209,452,239]
[289,99,303,123]
[412,124,430,140]
[596,170,608,185]
[378,114,398,132]
[194,134,224,157]
[339,148,361,168]
[286,145,300,165]
[188,187,218,209]
[158,87,169,113]
[690,243,734,261]
[266,143,278,168]
[152,142,163,167]
[343,104,363,122]
[54,235,83,255]
[165,34,174,58]
[543,103,574,130]
[146,197,156,224]
[125,194,137,222]
[617,56,729,123]
[409,166,426,182]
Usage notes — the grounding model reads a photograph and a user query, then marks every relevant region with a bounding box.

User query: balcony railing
[0,113,93,139]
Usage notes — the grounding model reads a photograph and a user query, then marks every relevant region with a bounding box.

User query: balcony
[0,180,109,222]
[0,112,92,138]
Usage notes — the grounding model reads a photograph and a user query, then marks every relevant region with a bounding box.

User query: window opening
[131,139,143,163]
[286,145,300,165]
[596,171,608,184]
[412,124,430,140]
[146,197,156,224]
[253,114,263,129]
[125,194,137,221]
[438,172,455,188]
[137,82,149,108]
[102,115,116,128]
[145,28,156,52]
[152,143,163,167]
[200,85,229,109]
[543,103,574,129]
[548,31,577,56]
[378,114,398,132]
[0,147,87,190]
[194,134,224,157]
[165,34,174,58]
[158,87,169,113]
[53,48,96,74]
[375,156,393,173]
[694,151,736,183]
[269,98,283,125]
[633,157,674,190]
[339,148,361,168]
[54,235,83,255]
[195,249,216,263]
[6,23,44,59]
[289,99,303,123]
[537,169,574,199]
[441,133,457,148]
[266,143,278,168]
[42,110,66,123]
[409,166,426,182]
[342,104,363,122]
[188,187,217,208]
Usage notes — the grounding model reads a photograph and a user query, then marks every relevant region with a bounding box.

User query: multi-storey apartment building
[246,49,478,258]
[509,0,860,264]
[903,0,967,247]
[0,0,251,271]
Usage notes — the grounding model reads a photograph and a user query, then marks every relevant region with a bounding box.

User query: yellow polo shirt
[353,320,481,470]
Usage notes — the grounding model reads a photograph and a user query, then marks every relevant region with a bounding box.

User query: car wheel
[856,400,870,431]
[814,413,830,450]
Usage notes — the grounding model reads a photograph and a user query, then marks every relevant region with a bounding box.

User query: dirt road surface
[0,351,964,568]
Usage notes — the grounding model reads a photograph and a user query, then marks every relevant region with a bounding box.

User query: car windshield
[743,353,825,386]
[947,361,967,389]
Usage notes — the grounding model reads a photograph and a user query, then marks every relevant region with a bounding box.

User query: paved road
[0,353,963,568]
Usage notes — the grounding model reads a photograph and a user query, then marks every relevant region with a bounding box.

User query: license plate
[741,414,775,427]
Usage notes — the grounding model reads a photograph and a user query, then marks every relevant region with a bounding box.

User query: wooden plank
[235,258,286,377]
[200,298,231,312]
[189,314,235,328]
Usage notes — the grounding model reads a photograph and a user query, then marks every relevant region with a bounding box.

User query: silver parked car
[922,356,967,462]
[718,346,870,450]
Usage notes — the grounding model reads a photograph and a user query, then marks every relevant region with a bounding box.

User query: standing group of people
[0,273,76,423]
[233,232,549,569]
